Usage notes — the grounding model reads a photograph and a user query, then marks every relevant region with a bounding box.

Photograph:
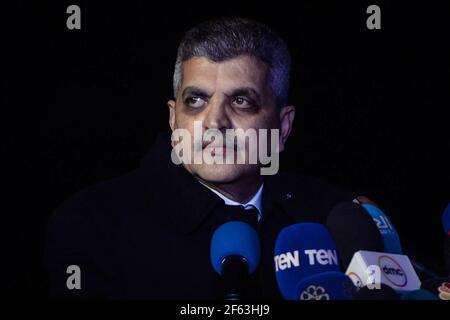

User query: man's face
[168,55,290,184]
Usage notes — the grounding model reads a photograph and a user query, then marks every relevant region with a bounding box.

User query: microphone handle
[222,255,249,300]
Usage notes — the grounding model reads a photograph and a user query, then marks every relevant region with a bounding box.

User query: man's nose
[203,99,232,131]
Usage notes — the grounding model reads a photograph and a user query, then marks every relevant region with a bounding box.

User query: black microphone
[210,220,261,300]
[326,201,384,268]
[408,204,450,300]
[357,201,439,279]
[327,201,422,293]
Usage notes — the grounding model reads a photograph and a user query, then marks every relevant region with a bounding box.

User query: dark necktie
[215,204,259,229]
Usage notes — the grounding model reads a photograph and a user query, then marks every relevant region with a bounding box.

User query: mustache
[193,136,240,150]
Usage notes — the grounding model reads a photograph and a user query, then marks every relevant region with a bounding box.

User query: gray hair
[173,17,291,107]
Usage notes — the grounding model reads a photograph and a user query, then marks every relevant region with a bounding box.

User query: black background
[3,1,449,298]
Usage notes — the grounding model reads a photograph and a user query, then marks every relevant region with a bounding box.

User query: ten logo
[274,251,300,271]
[274,249,338,271]
[304,249,338,266]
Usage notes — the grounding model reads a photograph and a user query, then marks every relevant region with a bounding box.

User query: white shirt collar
[199,182,264,220]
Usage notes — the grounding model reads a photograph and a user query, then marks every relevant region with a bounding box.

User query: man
[45,17,357,299]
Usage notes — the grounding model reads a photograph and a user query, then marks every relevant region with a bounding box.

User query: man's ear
[167,100,176,132]
[278,105,296,153]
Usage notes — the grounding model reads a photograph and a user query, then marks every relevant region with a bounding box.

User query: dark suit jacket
[44,132,355,299]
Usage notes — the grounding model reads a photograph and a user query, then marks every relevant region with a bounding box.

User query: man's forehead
[181,55,268,90]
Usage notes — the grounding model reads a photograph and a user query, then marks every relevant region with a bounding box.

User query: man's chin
[188,164,259,184]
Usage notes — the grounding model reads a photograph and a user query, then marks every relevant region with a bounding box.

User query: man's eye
[185,96,206,108]
[232,97,253,108]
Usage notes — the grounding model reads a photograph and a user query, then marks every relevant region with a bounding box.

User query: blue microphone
[274,223,340,299]
[294,271,357,300]
[361,203,402,254]
[210,221,261,300]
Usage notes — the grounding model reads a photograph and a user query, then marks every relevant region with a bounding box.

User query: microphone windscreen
[294,271,357,300]
[353,283,400,300]
[421,277,450,300]
[210,221,260,275]
[274,223,340,299]
[361,203,403,254]
[400,289,439,300]
[326,202,383,268]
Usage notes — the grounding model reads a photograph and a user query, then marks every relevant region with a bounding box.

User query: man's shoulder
[48,168,154,232]
[57,169,145,210]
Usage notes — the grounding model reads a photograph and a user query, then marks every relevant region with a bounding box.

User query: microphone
[353,283,400,300]
[294,271,357,300]
[421,277,450,300]
[360,203,402,254]
[210,221,261,300]
[326,202,384,268]
[360,202,439,279]
[326,201,421,292]
[273,223,341,299]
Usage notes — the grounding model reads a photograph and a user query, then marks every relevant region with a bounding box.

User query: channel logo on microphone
[345,250,421,292]
[373,213,397,237]
[299,285,330,300]
[274,249,339,272]
[378,255,407,287]
[274,223,342,299]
